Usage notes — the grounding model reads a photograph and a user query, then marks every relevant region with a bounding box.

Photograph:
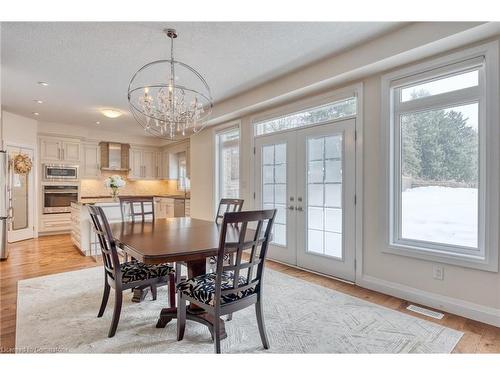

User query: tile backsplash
[80,172,187,197]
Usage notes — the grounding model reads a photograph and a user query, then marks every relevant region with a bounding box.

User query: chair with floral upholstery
[88,204,176,338]
[176,209,276,353]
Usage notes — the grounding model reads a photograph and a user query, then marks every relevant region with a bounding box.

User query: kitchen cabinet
[154,197,182,219]
[82,142,100,178]
[40,136,81,164]
[142,149,156,179]
[128,147,161,179]
[129,148,143,179]
[39,213,72,233]
[62,141,81,163]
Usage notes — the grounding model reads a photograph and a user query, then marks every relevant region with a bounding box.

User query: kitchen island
[70,195,190,256]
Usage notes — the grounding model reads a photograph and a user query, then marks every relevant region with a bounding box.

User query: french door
[255,119,356,281]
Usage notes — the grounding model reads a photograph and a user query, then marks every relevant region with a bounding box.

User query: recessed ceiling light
[37,81,49,86]
[34,99,44,104]
[32,112,40,116]
[101,109,122,119]
[95,121,101,125]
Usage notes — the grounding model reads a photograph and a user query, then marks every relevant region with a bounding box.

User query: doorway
[255,119,356,281]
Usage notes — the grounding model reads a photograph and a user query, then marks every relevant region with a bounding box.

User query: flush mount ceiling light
[34,99,43,104]
[37,81,49,86]
[32,112,40,116]
[101,109,122,118]
[95,121,101,125]
[127,28,213,140]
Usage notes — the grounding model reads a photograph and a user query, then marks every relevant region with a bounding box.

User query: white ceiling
[1,22,404,136]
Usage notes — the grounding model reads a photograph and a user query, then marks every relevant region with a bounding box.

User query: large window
[383,43,499,271]
[216,126,240,202]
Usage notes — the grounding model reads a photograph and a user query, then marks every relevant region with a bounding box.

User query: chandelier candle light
[128,28,213,140]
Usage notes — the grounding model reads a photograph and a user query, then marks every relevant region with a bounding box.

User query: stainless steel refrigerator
[0,150,9,259]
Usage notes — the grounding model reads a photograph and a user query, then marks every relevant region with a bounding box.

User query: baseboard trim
[358,274,500,328]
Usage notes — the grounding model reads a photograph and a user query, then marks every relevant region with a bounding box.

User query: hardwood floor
[1,235,499,353]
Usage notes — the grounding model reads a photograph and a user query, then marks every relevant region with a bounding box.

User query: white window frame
[381,41,499,272]
[177,151,190,191]
[215,122,241,207]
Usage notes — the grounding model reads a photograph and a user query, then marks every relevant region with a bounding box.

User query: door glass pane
[400,103,478,248]
[306,134,343,258]
[12,173,28,230]
[261,143,287,246]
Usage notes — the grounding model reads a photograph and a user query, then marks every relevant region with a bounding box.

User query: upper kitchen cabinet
[128,146,161,180]
[39,136,81,164]
[81,142,100,178]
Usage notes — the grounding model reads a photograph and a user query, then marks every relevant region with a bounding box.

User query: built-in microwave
[43,164,78,181]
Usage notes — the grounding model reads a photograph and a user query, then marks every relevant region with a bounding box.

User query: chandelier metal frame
[127,28,214,139]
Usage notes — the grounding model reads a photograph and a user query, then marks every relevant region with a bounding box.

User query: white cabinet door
[129,148,143,178]
[161,151,169,179]
[155,151,162,179]
[62,141,80,163]
[142,150,156,179]
[82,143,100,178]
[40,138,61,162]
[165,199,175,218]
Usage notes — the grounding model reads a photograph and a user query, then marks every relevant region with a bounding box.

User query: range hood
[99,142,130,171]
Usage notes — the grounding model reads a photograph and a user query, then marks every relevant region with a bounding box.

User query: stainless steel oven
[43,164,78,181]
[43,184,79,214]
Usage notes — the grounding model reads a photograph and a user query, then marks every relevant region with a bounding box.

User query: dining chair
[88,204,176,338]
[118,196,169,302]
[209,198,244,269]
[209,198,245,321]
[215,198,244,224]
[176,208,277,353]
[119,196,155,222]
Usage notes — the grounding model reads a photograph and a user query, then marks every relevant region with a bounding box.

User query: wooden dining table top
[109,217,254,264]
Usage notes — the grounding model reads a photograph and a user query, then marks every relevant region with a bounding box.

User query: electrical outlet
[433,264,444,280]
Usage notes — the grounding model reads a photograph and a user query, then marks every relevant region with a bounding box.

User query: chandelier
[128,28,213,139]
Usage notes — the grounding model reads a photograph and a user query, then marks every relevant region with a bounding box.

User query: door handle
[288,205,295,210]
[296,206,303,211]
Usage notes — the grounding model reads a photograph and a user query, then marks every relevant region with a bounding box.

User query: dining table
[109,216,255,340]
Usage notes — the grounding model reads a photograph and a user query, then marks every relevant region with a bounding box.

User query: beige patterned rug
[16,267,462,353]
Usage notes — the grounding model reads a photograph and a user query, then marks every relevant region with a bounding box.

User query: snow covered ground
[401,186,478,248]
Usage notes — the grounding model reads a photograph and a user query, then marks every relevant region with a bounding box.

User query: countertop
[75,194,190,205]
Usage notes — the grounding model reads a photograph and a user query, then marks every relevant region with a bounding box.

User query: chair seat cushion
[177,272,256,306]
[120,260,174,283]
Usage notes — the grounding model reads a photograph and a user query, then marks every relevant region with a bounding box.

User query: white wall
[1,110,38,147]
[190,24,500,326]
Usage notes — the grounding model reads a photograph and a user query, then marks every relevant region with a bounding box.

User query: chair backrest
[88,205,121,281]
[215,198,244,224]
[214,209,277,308]
[119,196,155,222]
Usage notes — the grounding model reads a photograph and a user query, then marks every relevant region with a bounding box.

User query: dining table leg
[155,258,227,340]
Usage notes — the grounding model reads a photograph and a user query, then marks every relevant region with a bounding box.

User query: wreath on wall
[12,153,33,175]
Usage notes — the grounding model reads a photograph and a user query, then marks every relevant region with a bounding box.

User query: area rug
[16,267,463,353]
